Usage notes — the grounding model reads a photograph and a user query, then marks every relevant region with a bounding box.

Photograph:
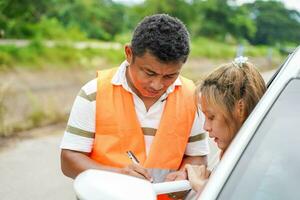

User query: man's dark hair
[131,14,190,63]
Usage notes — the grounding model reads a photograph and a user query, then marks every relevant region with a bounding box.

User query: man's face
[125,46,183,100]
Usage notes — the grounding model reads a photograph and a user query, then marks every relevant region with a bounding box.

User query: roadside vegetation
[0,37,284,71]
[0,40,124,70]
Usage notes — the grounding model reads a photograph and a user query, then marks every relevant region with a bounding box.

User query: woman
[185,57,267,196]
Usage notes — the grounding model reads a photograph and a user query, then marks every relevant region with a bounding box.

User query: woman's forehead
[200,95,216,113]
[200,94,227,116]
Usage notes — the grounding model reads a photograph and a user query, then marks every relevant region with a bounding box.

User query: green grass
[190,37,283,59]
[191,37,237,58]
[0,40,124,70]
[0,37,288,71]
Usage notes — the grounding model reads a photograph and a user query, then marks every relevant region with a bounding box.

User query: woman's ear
[125,45,133,64]
[235,99,246,123]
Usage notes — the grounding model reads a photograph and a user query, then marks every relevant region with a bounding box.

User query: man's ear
[125,45,133,64]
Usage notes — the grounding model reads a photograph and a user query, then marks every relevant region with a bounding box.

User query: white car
[74,46,300,200]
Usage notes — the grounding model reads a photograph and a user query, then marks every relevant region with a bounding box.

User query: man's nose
[150,78,163,91]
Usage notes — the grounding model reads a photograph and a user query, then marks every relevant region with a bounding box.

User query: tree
[0,0,127,40]
[194,0,255,41]
[0,0,55,38]
[133,0,193,27]
[54,0,126,40]
[245,0,300,45]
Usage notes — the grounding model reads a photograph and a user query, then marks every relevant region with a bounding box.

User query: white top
[60,61,209,156]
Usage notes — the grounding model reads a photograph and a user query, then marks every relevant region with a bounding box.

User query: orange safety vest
[90,67,196,199]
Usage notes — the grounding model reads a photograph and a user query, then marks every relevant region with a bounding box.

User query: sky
[113,0,300,12]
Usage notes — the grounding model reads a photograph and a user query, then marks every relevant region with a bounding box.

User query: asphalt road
[0,125,75,200]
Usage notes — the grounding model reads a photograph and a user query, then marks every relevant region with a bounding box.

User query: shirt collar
[111,60,182,95]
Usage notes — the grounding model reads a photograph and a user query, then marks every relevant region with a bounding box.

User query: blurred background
[0,0,299,199]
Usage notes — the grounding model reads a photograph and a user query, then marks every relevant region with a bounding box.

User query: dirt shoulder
[0,57,280,139]
[0,123,66,152]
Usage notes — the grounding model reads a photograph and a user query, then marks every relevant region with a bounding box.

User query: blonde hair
[196,61,266,125]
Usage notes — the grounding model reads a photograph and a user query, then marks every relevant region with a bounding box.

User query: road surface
[0,124,75,200]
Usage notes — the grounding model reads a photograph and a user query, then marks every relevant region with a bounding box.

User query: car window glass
[218,79,300,200]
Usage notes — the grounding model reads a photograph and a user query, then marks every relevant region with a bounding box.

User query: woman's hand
[185,164,211,192]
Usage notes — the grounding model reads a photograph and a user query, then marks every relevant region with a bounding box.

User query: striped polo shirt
[60,61,209,156]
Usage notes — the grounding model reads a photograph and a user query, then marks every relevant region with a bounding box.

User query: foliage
[0,0,55,38]
[0,0,127,40]
[0,40,125,70]
[191,37,236,58]
[1,0,299,45]
[28,17,86,40]
[134,0,193,26]
[243,1,300,45]
[52,0,127,40]
[191,0,256,42]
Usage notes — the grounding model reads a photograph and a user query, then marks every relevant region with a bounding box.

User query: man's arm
[61,149,118,179]
[61,149,151,180]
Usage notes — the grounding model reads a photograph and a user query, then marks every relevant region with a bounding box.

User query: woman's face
[200,95,238,152]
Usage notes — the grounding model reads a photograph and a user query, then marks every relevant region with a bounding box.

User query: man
[60,14,209,199]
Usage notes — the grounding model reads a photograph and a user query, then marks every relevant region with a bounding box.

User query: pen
[126,150,140,165]
[126,150,153,182]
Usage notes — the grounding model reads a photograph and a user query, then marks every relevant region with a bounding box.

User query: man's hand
[185,164,210,192]
[120,163,152,181]
[164,170,187,181]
